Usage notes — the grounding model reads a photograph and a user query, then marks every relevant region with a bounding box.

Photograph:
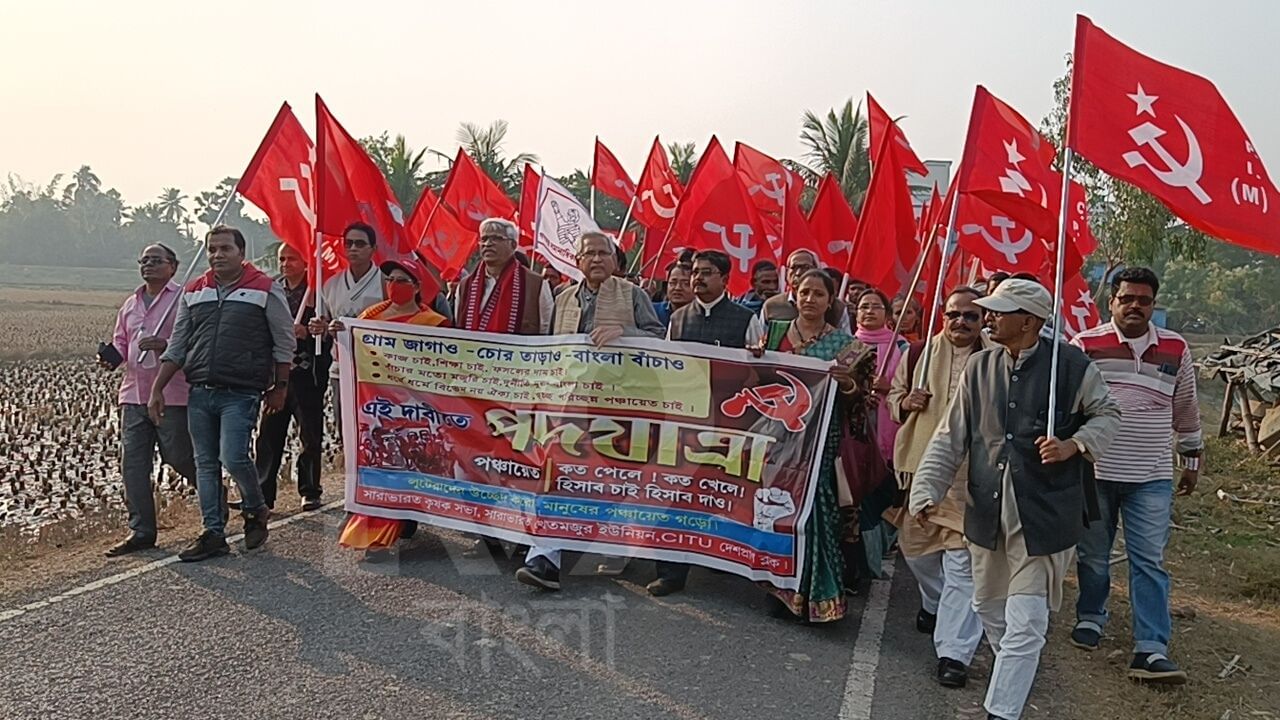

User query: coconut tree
[157,187,188,226]
[455,120,538,197]
[666,141,698,185]
[793,99,871,210]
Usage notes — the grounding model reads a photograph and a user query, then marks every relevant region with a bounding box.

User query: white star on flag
[1076,289,1095,308]
[1004,138,1025,166]
[1127,83,1158,117]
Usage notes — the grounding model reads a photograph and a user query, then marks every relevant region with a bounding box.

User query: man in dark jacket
[150,225,296,562]
[908,279,1120,720]
[649,249,765,596]
[254,243,331,512]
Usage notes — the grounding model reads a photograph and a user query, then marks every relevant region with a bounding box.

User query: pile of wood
[1199,327,1280,459]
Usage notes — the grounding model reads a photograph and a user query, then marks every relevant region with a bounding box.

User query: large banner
[338,321,836,590]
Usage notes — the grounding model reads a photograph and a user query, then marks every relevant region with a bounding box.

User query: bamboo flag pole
[138,189,237,363]
[1046,148,1075,438]
[913,192,963,389]
[876,229,934,378]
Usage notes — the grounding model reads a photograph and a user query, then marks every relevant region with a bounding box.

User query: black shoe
[1128,652,1187,684]
[937,657,968,688]
[462,537,504,559]
[515,556,561,591]
[178,531,229,562]
[243,509,271,550]
[105,535,155,557]
[646,578,685,597]
[1070,623,1102,651]
[916,608,937,634]
[301,497,323,512]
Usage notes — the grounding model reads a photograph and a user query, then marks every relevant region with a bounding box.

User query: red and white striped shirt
[1071,321,1202,483]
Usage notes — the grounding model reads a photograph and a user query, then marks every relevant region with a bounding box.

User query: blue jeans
[1075,479,1173,655]
[187,386,268,536]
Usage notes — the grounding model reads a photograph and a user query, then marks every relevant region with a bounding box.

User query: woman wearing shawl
[337,259,449,562]
[758,269,874,623]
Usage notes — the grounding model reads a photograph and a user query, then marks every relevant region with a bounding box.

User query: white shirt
[666,293,765,346]
[321,265,384,377]
[481,270,555,334]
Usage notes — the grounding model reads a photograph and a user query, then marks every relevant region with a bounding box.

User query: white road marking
[838,562,897,720]
[0,500,343,624]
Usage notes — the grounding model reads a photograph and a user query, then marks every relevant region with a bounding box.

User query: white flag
[533,174,601,281]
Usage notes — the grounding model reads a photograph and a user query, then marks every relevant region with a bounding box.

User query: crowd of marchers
[99,219,1202,720]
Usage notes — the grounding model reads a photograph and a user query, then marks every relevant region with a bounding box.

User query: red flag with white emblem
[405,185,440,252]
[733,142,801,217]
[1068,15,1280,255]
[237,102,346,283]
[955,86,1060,242]
[439,149,517,232]
[806,172,859,271]
[633,137,684,230]
[315,95,415,263]
[668,137,770,296]
[592,139,637,204]
[867,92,929,177]
[417,203,475,283]
[1059,272,1100,339]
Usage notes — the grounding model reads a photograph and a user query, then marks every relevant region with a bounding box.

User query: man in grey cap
[908,279,1120,720]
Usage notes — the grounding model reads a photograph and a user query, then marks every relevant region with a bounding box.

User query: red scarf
[461,260,525,333]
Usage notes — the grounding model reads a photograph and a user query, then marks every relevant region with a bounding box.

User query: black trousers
[655,561,690,584]
[255,368,326,507]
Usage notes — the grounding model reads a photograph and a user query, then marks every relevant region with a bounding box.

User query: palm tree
[157,187,188,226]
[666,141,698,185]
[62,165,101,205]
[794,99,871,210]
[384,135,429,209]
[456,120,538,196]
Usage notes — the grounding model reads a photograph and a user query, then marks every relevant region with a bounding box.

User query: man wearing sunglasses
[908,279,1120,720]
[887,287,990,689]
[100,244,198,556]
[309,222,384,444]
[1068,267,1201,685]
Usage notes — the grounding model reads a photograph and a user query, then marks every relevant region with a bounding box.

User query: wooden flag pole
[1046,148,1075,438]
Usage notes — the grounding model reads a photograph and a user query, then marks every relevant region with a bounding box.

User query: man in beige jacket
[887,287,989,689]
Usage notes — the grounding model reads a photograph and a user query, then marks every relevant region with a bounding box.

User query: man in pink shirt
[100,243,197,556]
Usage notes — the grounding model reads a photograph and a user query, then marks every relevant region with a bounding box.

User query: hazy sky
[2,0,1277,209]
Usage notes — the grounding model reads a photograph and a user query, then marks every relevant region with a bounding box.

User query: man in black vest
[907,279,1120,720]
[151,226,296,562]
[648,249,764,596]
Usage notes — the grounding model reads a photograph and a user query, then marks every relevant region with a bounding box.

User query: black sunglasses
[344,238,370,248]
[944,310,982,323]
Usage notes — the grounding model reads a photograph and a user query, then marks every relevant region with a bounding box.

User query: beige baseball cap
[974,278,1052,319]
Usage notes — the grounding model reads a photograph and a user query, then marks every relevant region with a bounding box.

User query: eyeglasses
[344,238,370,248]
[480,234,512,244]
[577,250,613,260]
[385,276,415,285]
[944,310,982,323]
[690,268,721,277]
[137,256,172,266]
[1114,294,1154,307]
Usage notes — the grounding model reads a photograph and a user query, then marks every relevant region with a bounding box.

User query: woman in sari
[853,287,910,578]
[336,259,449,562]
[759,269,874,623]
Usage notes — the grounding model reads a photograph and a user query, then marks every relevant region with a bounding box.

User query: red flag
[806,172,859,270]
[518,163,540,248]
[1059,272,1101,339]
[955,86,1059,241]
[633,137,683,230]
[617,228,640,252]
[867,92,929,176]
[592,139,636,204]
[733,142,801,216]
[780,184,820,263]
[954,192,1048,275]
[668,137,770,296]
[440,149,516,232]
[848,135,917,295]
[639,227,689,280]
[405,185,440,251]
[1068,15,1280,255]
[315,95,416,265]
[237,102,346,284]
[418,203,475,282]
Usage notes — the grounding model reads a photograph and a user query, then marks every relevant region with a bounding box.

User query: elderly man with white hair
[515,230,665,590]
[455,218,552,336]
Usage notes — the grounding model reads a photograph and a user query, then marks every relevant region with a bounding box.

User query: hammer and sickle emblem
[748,172,787,206]
[703,221,756,272]
[641,183,678,219]
[278,161,317,227]
[1123,117,1211,205]
[961,216,1034,265]
[720,371,813,432]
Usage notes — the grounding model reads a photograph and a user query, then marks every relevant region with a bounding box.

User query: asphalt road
[0,508,1031,720]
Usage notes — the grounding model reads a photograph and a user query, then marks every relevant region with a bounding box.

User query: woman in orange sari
[337,258,449,562]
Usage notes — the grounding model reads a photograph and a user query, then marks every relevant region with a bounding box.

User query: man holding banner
[908,279,1119,720]
[516,231,664,590]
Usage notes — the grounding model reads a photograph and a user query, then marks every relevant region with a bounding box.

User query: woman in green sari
[758,269,875,623]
